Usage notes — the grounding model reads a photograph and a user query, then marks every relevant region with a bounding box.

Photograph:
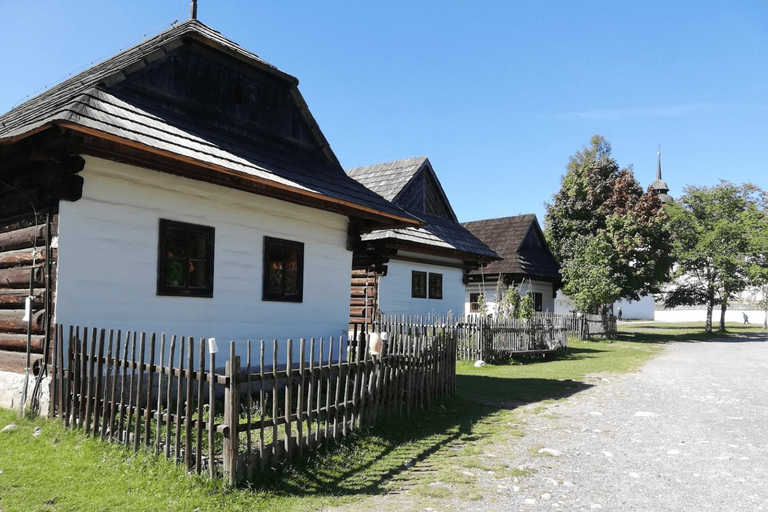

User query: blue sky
[2,1,766,224]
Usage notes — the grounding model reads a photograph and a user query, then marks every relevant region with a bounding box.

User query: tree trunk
[764,285,767,330]
[704,284,715,333]
[719,301,727,331]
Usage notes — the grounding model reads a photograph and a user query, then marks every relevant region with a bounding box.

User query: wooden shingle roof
[462,214,561,281]
[0,20,418,228]
[348,158,498,261]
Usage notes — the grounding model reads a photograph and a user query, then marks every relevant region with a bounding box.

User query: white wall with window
[55,157,354,363]
[465,279,555,317]
[376,257,465,318]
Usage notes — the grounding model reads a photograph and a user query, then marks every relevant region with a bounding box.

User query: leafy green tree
[664,182,768,332]
[545,135,674,312]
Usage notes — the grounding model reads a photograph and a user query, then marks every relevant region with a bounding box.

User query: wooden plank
[258,340,265,469]
[83,328,95,433]
[133,332,146,451]
[165,335,176,459]
[245,339,252,476]
[297,338,305,457]
[99,330,114,440]
[91,329,105,437]
[117,331,130,442]
[306,337,315,448]
[48,324,58,418]
[321,337,329,443]
[223,344,239,485]
[332,337,342,440]
[155,334,165,456]
[195,338,205,474]
[340,336,350,436]
[174,337,185,463]
[271,340,278,461]
[144,333,156,448]
[284,338,293,459]
[184,337,194,471]
[208,339,216,478]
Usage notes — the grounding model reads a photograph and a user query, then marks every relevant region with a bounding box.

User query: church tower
[651,150,672,204]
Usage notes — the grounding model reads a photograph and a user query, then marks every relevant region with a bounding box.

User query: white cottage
[0,20,418,379]
[462,214,562,316]
[346,157,498,324]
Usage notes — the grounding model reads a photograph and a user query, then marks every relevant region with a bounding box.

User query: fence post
[223,344,240,486]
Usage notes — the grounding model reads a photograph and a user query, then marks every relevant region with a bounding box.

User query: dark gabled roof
[462,214,561,281]
[0,20,418,228]
[348,157,497,261]
[361,212,499,259]
[347,157,426,203]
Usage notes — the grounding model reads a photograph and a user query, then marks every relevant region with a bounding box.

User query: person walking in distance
[617,307,623,321]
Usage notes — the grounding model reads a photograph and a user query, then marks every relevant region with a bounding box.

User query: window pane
[267,244,284,295]
[188,259,207,288]
[429,273,443,299]
[166,228,187,259]
[412,271,427,298]
[284,246,299,295]
[165,257,186,287]
[188,232,208,260]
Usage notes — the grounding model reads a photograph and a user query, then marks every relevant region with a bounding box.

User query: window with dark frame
[470,293,482,312]
[533,292,543,312]
[428,273,443,299]
[411,271,427,298]
[157,219,215,297]
[263,236,304,302]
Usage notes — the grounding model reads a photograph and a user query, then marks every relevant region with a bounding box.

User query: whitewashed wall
[377,257,465,318]
[655,308,766,325]
[465,280,554,317]
[55,157,353,364]
[614,295,655,320]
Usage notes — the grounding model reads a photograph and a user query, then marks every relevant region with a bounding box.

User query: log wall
[348,268,378,329]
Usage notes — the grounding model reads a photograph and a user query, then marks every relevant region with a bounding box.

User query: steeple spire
[190,0,198,20]
[657,145,662,181]
[651,145,671,204]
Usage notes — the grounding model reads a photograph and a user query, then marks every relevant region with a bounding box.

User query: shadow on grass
[245,375,592,497]
[618,327,768,345]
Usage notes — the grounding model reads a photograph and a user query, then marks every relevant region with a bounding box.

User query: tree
[545,135,674,312]
[663,182,768,332]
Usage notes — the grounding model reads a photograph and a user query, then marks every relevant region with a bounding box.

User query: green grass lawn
[2,321,758,511]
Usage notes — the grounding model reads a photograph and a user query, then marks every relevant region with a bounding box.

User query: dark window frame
[533,292,543,312]
[411,271,427,298]
[470,292,482,312]
[428,273,443,300]
[157,219,215,298]
[263,236,305,303]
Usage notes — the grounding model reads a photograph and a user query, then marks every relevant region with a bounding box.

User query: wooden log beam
[0,309,46,334]
[0,248,47,269]
[0,266,45,288]
[0,225,47,253]
[0,349,38,373]
[0,288,45,309]
[0,333,45,353]
[350,286,375,298]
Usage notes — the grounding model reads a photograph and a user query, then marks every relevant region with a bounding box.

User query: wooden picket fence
[47,323,456,485]
[379,314,568,363]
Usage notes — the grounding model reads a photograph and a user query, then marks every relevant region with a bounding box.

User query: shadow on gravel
[243,376,593,497]
[618,327,768,345]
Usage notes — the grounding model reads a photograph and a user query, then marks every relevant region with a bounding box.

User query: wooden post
[223,343,240,486]
[184,336,194,471]
[155,334,165,455]
[165,335,176,459]
[258,340,265,469]
[133,332,146,452]
[144,333,156,448]
[208,339,216,478]
[173,337,185,463]
[297,338,305,457]
[284,338,293,459]
[100,330,114,440]
[245,339,252,480]
[195,338,205,474]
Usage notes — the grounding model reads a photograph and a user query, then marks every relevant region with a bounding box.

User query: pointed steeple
[651,147,672,203]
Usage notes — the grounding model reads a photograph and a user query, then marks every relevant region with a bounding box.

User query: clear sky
[2,1,766,225]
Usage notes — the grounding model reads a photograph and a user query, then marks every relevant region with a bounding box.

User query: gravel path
[479,335,768,511]
[333,335,768,511]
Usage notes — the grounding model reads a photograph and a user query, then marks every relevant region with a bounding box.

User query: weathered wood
[245,339,252,477]
[284,338,293,459]
[133,332,146,451]
[144,333,156,448]
[0,348,31,373]
[0,225,46,253]
[184,337,194,471]
[258,340,265,469]
[100,330,115,440]
[297,338,305,457]
[117,331,130,443]
[271,340,278,460]
[107,331,121,441]
[0,333,45,352]
[165,335,176,459]
[49,325,59,418]
[155,335,165,455]
[0,248,47,269]
[208,340,216,478]
[0,309,46,334]
[92,329,106,437]
[223,345,239,485]
[195,338,205,474]
[174,337,185,463]
[84,328,96,434]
